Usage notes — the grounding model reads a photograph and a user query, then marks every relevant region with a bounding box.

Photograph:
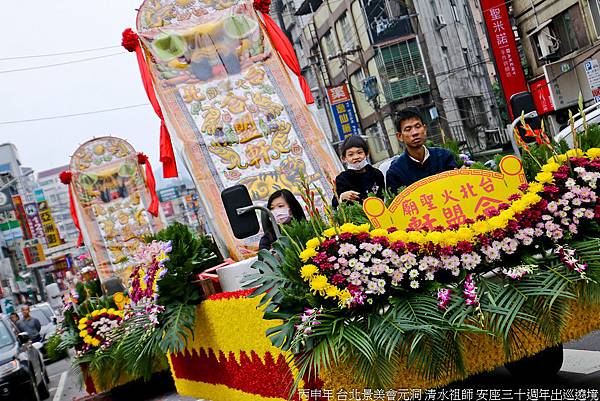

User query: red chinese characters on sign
[481,0,528,118]
[327,85,351,104]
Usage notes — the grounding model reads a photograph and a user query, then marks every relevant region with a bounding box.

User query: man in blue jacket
[386,108,457,194]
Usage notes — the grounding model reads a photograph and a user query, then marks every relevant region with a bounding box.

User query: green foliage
[157,304,196,354]
[147,222,221,306]
[46,333,68,361]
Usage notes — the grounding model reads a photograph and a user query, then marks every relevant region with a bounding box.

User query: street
[44,331,600,401]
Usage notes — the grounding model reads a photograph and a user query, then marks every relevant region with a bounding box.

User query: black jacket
[333,165,385,206]
[386,147,456,194]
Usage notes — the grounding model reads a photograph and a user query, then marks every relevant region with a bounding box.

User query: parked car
[554,102,600,147]
[0,315,49,400]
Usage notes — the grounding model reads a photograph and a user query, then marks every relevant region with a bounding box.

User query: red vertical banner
[530,77,555,115]
[481,0,528,118]
[12,195,32,240]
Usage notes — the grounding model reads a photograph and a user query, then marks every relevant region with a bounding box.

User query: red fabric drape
[60,171,83,247]
[68,186,83,247]
[137,153,159,217]
[122,29,178,178]
[261,14,314,105]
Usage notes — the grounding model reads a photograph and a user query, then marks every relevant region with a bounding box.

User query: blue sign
[330,100,360,141]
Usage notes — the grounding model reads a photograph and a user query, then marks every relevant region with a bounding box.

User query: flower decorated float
[56,222,224,394]
[164,130,600,400]
[124,0,342,260]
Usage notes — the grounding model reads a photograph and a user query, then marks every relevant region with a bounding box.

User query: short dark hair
[340,135,369,158]
[395,107,425,131]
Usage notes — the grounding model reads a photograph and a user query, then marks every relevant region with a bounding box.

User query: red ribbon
[122,28,178,178]
[260,14,314,105]
[60,171,83,247]
[137,153,159,217]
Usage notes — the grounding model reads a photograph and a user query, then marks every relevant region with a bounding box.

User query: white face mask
[347,159,369,171]
[271,207,291,224]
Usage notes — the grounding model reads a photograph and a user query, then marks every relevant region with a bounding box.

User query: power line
[0,52,126,74]
[0,104,150,125]
[0,45,122,61]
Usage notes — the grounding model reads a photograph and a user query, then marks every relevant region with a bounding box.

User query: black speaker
[221,185,260,239]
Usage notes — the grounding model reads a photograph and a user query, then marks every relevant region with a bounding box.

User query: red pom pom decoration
[253,0,271,13]
[137,152,149,165]
[122,28,139,52]
[59,171,72,185]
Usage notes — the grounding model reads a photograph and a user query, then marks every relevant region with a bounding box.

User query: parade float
[51,0,600,398]
[123,0,342,260]
[60,136,164,286]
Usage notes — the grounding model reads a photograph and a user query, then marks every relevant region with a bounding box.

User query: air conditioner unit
[537,26,560,58]
[435,14,447,28]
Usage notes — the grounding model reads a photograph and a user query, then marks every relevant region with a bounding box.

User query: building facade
[36,165,79,244]
[513,0,600,135]
[287,0,503,162]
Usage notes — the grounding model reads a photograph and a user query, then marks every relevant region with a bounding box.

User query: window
[450,0,460,22]
[368,125,386,154]
[441,46,450,70]
[590,0,600,38]
[323,30,337,58]
[456,96,486,129]
[530,5,590,62]
[338,13,357,50]
[462,48,470,70]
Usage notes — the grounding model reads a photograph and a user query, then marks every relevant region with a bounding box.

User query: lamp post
[363,76,394,158]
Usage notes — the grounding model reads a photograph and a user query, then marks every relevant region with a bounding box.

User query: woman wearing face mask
[259,189,306,250]
[333,135,385,206]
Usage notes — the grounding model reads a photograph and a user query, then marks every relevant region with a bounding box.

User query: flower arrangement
[299,149,599,309]
[78,308,124,349]
[128,240,172,305]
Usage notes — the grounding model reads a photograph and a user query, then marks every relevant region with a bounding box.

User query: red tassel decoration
[60,170,83,246]
[122,28,179,178]
[137,153,159,217]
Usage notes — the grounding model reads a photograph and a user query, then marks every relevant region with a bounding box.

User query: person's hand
[340,191,360,202]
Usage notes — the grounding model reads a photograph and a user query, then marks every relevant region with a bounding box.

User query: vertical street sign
[481,0,529,118]
[327,84,361,142]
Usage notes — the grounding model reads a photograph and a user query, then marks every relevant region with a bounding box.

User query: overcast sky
[0,1,170,177]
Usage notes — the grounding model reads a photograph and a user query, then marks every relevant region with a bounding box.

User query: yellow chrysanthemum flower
[535,171,554,184]
[441,233,458,246]
[510,200,527,214]
[107,308,115,315]
[547,154,567,164]
[471,221,490,235]
[84,336,92,344]
[407,231,425,244]
[500,209,515,221]
[488,216,507,230]
[305,238,321,249]
[340,223,358,234]
[79,330,88,338]
[388,230,408,243]
[370,228,388,238]
[565,148,584,158]
[299,247,318,262]
[587,148,600,159]
[310,275,329,292]
[541,162,560,173]
[91,310,100,317]
[528,182,544,194]
[324,285,340,299]
[425,231,443,244]
[456,227,473,242]
[91,338,101,347]
[357,224,371,233]
[338,289,352,305]
[79,317,88,325]
[300,264,319,280]
[322,228,336,238]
